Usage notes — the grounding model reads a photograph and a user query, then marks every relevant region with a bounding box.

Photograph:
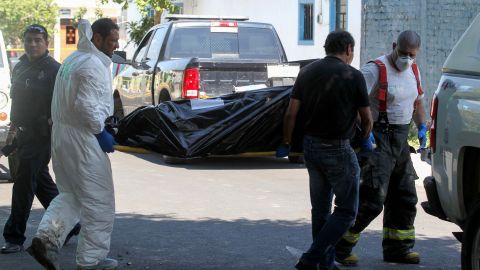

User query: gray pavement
[0,151,461,269]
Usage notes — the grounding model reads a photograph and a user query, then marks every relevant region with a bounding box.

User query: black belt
[307,136,350,145]
[318,138,349,145]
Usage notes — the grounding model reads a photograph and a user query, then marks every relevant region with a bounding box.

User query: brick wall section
[361,0,480,114]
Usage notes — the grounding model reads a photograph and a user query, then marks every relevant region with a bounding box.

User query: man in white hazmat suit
[26,18,119,270]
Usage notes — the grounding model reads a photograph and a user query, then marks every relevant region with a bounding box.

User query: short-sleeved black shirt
[10,53,60,131]
[291,56,369,140]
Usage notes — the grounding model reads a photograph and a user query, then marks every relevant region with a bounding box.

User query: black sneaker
[1,242,23,254]
[64,223,81,246]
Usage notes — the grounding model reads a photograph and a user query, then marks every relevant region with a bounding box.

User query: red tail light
[211,21,238,27]
[430,95,438,153]
[182,68,200,99]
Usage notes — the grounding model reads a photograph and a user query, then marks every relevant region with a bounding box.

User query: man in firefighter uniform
[335,30,427,265]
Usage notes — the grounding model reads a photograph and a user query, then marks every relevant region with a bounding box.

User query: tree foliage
[102,0,178,45]
[0,0,58,46]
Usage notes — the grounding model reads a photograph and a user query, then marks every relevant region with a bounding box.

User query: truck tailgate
[199,62,268,97]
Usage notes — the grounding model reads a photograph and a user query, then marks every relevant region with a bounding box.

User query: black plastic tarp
[114,86,303,158]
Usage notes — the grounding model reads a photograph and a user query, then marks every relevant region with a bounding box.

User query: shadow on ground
[0,207,460,270]
[129,152,306,171]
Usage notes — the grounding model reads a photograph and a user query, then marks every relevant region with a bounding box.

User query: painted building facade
[180,0,362,67]
[53,0,123,62]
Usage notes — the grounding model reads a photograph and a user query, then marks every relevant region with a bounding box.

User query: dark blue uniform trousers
[3,135,58,245]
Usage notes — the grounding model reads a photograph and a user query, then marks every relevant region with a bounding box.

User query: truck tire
[113,93,125,119]
[162,155,186,164]
[462,200,480,270]
[159,90,171,103]
[288,155,304,164]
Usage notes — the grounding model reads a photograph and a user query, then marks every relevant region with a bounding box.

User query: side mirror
[112,51,129,64]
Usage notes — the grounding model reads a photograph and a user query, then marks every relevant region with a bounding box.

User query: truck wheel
[113,93,125,119]
[462,200,480,270]
[162,155,186,164]
[288,155,304,164]
[158,90,171,103]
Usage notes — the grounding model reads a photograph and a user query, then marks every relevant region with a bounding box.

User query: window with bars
[336,0,347,30]
[298,0,314,45]
[330,0,348,32]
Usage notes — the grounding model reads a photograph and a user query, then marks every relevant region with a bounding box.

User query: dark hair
[23,24,48,41]
[91,18,119,39]
[324,30,355,55]
[397,30,421,50]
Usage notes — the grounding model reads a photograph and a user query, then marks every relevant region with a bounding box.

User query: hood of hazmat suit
[37,19,115,266]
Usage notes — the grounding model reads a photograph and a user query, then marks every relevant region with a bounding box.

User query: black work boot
[26,237,59,270]
[384,251,420,264]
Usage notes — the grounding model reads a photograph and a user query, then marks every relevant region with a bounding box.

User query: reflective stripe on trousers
[342,230,360,244]
[383,227,415,241]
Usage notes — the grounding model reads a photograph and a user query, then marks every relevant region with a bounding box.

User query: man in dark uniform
[1,24,79,254]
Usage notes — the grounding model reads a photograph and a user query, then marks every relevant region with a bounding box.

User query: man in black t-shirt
[281,31,373,270]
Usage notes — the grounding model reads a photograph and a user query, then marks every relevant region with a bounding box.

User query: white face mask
[395,56,414,71]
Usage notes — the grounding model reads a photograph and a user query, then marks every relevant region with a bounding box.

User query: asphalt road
[0,151,461,270]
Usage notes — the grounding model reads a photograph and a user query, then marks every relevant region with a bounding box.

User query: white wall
[347,0,361,68]
[182,0,361,68]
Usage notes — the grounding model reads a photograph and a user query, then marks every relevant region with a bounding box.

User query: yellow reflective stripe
[342,230,360,244]
[383,227,415,240]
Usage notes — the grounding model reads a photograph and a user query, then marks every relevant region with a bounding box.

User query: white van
[0,30,11,144]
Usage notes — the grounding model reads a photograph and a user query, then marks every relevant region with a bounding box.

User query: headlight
[0,92,8,109]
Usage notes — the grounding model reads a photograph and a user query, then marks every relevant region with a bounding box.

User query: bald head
[396,30,421,50]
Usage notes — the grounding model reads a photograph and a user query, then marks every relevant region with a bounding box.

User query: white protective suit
[35,20,115,267]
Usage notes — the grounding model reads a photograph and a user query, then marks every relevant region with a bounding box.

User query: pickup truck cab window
[133,30,154,64]
[166,26,281,62]
[145,27,168,66]
[239,27,281,60]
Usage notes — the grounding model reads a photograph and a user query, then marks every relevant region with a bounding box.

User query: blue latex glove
[276,143,290,158]
[95,129,116,153]
[417,123,427,149]
[361,133,375,152]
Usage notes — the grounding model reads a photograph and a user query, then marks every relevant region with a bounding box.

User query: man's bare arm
[358,106,373,139]
[413,99,426,126]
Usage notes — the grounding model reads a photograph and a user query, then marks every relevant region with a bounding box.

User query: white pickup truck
[422,13,480,270]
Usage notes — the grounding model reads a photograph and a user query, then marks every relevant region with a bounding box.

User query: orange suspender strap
[411,63,423,110]
[370,59,388,112]
[411,63,423,96]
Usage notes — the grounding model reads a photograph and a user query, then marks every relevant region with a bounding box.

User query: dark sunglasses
[24,25,47,35]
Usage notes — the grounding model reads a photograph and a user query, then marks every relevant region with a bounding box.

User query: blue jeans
[300,135,360,269]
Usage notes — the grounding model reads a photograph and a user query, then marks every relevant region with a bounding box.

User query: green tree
[0,0,58,46]
[72,7,88,28]
[102,0,178,45]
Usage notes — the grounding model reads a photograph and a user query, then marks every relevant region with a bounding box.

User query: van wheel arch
[462,147,480,215]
